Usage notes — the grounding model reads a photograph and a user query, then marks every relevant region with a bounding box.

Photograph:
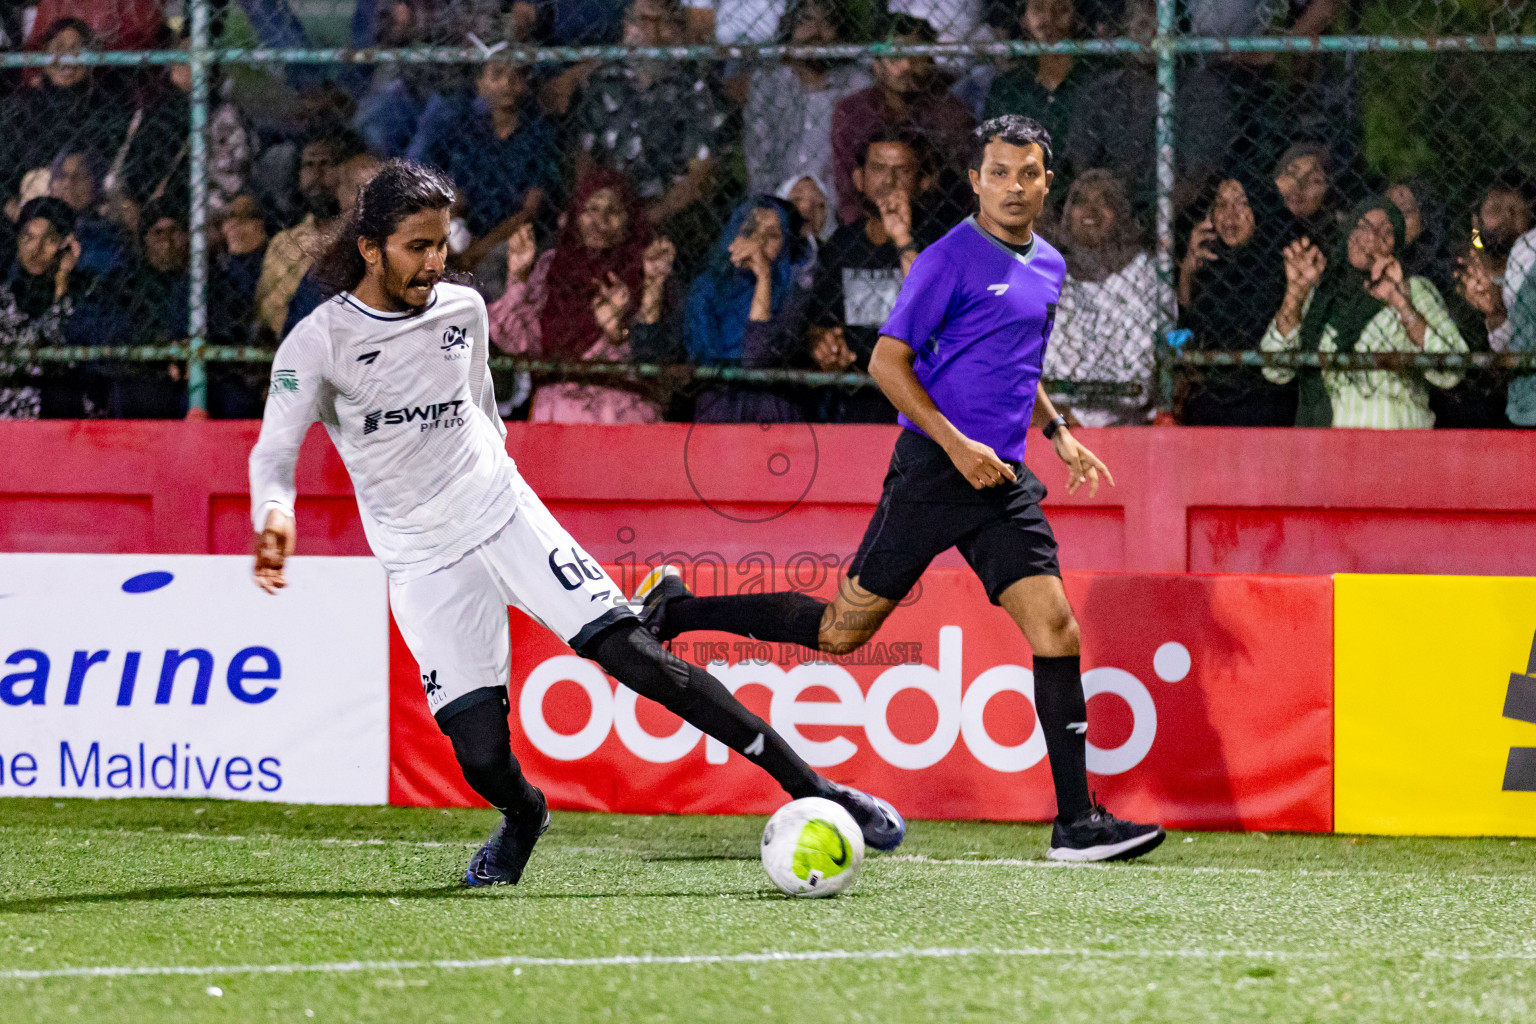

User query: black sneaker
[818,780,907,851]
[1047,802,1164,862]
[464,789,550,887]
[632,565,691,642]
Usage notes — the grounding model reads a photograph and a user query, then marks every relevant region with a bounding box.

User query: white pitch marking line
[8,946,1536,982]
[883,854,1269,874]
[0,826,476,850]
[0,947,1335,981]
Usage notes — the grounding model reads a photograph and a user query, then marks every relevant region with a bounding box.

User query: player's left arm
[1033,384,1115,497]
[470,292,507,441]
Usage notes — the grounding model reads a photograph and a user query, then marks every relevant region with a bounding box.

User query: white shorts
[388,481,635,724]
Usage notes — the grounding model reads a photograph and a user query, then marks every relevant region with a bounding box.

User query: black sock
[663,591,824,649]
[441,696,543,821]
[585,622,823,798]
[1032,654,1092,822]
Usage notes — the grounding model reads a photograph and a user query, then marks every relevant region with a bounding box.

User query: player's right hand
[254,508,296,594]
[947,437,1018,490]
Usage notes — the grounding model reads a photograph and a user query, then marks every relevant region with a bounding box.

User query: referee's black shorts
[847,428,1061,605]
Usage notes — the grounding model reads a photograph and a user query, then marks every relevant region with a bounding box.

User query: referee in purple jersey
[633,115,1164,862]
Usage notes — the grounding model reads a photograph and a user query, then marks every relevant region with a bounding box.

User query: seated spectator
[686,197,806,422]
[0,20,131,213]
[1262,196,1468,429]
[406,59,555,270]
[206,193,271,418]
[1046,169,1158,426]
[1474,176,1533,268]
[1388,180,1503,428]
[538,0,631,43]
[0,197,80,419]
[255,132,356,340]
[488,171,681,423]
[1387,179,1452,295]
[569,0,723,227]
[100,201,191,418]
[120,24,254,221]
[680,0,786,43]
[282,152,384,337]
[830,15,976,227]
[777,175,833,295]
[351,1,458,157]
[744,0,869,218]
[24,0,164,50]
[48,148,130,276]
[812,133,943,385]
[1460,222,1536,428]
[778,174,832,247]
[1176,177,1295,426]
[1273,141,1338,248]
[983,0,1097,153]
[1063,0,1232,216]
[210,193,269,343]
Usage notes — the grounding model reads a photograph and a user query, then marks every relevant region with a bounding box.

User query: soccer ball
[760,797,865,898]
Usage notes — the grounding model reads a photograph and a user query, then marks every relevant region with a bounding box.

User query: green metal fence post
[185,0,211,417]
[1153,0,1177,419]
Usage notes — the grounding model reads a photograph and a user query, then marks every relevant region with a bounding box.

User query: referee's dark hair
[313,159,456,297]
[968,115,1053,174]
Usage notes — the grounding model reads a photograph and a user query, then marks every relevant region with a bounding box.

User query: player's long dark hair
[312,159,456,298]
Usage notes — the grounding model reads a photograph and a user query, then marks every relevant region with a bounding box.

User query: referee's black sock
[663,591,825,651]
[1032,654,1093,822]
[586,621,823,798]
[441,697,544,822]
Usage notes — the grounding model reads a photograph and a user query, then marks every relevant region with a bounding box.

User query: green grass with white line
[2,798,1533,1022]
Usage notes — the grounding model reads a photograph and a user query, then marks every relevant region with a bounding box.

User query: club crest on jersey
[441,325,469,360]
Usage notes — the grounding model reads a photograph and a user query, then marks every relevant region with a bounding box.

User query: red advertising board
[389,569,1333,831]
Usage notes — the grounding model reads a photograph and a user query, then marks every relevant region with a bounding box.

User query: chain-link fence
[1,0,1534,425]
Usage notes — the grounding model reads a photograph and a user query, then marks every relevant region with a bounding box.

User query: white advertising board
[0,554,389,804]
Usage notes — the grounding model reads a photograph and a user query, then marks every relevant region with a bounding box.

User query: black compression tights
[440,696,544,821]
[584,620,823,799]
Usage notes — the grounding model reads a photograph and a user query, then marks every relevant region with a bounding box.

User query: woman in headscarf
[1391,178,1505,427]
[487,169,680,423]
[685,196,809,423]
[774,175,828,294]
[1045,168,1158,426]
[0,19,131,212]
[1387,179,1452,296]
[1261,195,1469,428]
[1176,176,1296,425]
[1,197,79,419]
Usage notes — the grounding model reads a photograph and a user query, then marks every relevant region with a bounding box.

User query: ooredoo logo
[518,626,1188,775]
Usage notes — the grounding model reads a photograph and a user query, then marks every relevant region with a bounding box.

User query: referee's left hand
[1052,429,1115,498]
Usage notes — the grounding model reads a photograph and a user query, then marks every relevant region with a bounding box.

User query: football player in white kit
[249,161,905,886]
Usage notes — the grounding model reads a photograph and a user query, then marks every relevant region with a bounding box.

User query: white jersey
[249,282,521,581]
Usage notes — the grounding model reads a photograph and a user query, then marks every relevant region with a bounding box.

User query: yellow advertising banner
[1336,574,1536,836]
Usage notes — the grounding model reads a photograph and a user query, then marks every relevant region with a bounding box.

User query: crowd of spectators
[1,0,1533,428]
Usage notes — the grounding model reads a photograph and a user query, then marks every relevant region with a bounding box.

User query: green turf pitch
[1,799,1534,1022]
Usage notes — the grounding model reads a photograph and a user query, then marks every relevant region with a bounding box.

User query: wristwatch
[898,241,920,255]
[1042,414,1069,440]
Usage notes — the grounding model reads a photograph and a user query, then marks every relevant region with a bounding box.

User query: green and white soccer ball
[760,796,865,898]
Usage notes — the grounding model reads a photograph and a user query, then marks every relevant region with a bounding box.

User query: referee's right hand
[947,437,1018,490]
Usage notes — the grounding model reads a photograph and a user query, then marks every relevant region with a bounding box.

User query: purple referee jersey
[879,215,1066,463]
